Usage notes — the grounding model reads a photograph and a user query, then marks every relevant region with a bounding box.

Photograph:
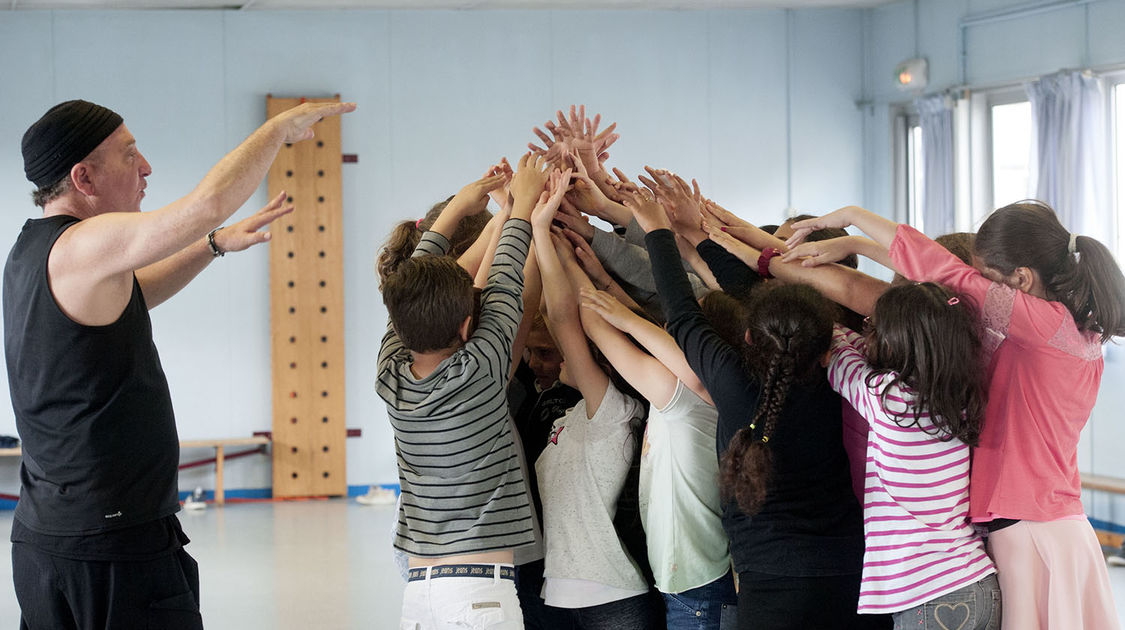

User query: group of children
[376,106,1125,630]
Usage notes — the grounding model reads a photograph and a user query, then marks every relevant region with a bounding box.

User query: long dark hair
[975,201,1125,343]
[864,283,986,446]
[719,283,836,516]
[375,197,492,290]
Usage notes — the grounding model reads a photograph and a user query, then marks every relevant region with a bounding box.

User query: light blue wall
[862,0,1125,528]
[0,8,867,494]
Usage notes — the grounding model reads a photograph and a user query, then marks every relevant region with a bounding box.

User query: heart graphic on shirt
[933,602,971,630]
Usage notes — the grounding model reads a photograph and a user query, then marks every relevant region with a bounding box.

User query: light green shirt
[639,381,730,593]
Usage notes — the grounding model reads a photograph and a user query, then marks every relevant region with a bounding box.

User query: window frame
[1108,72,1125,264]
[982,87,1032,214]
[892,105,923,230]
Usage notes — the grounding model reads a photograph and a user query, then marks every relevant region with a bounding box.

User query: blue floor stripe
[1088,517,1125,536]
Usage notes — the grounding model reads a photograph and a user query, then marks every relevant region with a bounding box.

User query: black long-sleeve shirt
[696,238,761,302]
[645,229,864,577]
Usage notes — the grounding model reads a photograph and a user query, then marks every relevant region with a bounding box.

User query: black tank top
[3,215,180,534]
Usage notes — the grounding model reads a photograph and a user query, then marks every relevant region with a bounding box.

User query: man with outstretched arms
[4,98,354,629]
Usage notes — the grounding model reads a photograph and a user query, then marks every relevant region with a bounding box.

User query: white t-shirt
[536,381,650,608]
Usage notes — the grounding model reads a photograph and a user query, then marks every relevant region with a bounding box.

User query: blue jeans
[891,574,1001,630]
[662,572,738,630]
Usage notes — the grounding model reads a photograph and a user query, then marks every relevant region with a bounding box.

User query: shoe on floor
[1108,553,1125,567]
[183,496,208,511]
[356,486,396,505]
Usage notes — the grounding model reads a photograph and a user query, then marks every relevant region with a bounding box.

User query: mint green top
[639,381,730,593]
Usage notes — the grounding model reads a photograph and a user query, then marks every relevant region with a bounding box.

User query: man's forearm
[135,237,215,309]
[185,118,288,232]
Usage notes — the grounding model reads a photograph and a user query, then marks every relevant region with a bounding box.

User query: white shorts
[400,564,524,630]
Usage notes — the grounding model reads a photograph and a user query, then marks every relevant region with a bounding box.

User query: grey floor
[1,501,1125,628]
[0,500,405,629]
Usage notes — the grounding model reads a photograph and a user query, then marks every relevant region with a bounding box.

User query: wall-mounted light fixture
[894,58,928,92]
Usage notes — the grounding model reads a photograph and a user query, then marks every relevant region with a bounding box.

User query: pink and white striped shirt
[828,326,995,614]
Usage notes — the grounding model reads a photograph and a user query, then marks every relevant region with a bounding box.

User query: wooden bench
[0,436,271,506]
[180,437,271,505]
[1082,473,1125,548]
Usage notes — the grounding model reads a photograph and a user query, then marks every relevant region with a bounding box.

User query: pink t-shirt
[888,224,1103,522]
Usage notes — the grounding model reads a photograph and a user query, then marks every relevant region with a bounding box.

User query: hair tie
[415,219,423,229]
[947,296,960,306]
[1068,232,1078,254]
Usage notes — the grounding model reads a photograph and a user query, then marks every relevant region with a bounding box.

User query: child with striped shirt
[826,281,999,628]
[377,155,551,630]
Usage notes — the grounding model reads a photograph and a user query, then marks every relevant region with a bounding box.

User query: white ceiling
[3,0,894,10]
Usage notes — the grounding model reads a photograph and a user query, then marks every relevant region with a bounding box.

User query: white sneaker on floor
[356,486,396,505]
[1108,553,1125,567]
[183,496,208,511]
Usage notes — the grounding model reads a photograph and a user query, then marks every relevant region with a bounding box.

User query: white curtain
[915,94,955,237]
[1025,70,1110,242]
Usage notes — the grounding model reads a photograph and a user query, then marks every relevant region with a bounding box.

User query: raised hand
[557,105,619,179]
[530,168,573,231]
[511,153,553,218]
[600,168,640,203]
[780,235,865,267]
[621,187,671,234]
[562,228,611,285]
[565,175,610,217]
[784,206,860,248]
[579,287,637,332]
[483,158,513,213]
[641,167,705,238]
[699,198,751,232]
[443,172,508,219]
[706,222,762,268]
[563,149,632,227]
[528,121,568,167]
[551,228,582,271]
[274,101,357,143]
[212,191,294,253]
[555,200,595,242]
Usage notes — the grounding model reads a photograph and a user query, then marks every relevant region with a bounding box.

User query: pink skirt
[988,519,1120,630]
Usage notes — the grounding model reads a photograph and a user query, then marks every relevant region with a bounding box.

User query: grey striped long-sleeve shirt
[376,220,537,558]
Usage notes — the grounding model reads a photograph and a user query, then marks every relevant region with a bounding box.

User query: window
[1114,82,1125,261]
[906,121,924,234]
[893,110,925,232]
[989,99,1032,210]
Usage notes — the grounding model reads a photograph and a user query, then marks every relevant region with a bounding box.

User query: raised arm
[565,149,632,227]
[626,189,753,423]
[509,242,542,381]
[708,225,888,316]
[57,102,355,281]
[431,172,507,244]
[675,234,721,291]
[560,228,646,315]
[462,160,513,282]
[699,198,788,253]
[551,232,681,408]
[580,287,712,406]
[781,234,895,271]
[50,101,355,324]
[532,170,611,415]
[695,239,757,299]
[136,192,293,309]
[784,205,899,250]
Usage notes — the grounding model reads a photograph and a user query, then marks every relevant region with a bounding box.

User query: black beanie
[22,100,123,189]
